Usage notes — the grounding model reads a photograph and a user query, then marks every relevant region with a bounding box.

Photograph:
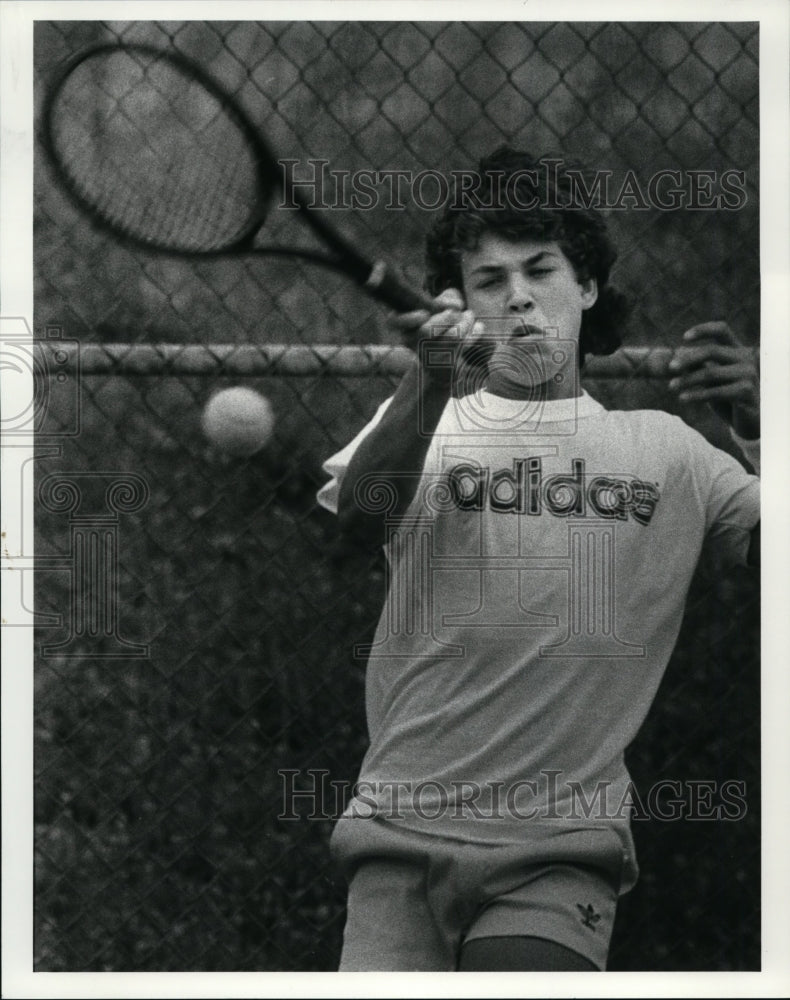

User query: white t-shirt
[317,389,759,889]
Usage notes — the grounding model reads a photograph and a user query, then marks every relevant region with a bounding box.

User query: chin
[488,341,557,381]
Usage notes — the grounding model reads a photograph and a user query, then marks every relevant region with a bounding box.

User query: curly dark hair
[424,146,630,362]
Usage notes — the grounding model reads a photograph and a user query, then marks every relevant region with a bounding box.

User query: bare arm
[337,291,483,545]
[747,521,759,568]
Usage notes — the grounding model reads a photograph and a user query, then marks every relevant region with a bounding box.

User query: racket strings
[50,50,261,251]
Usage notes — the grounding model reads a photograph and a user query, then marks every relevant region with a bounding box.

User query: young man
[317,147,760,972]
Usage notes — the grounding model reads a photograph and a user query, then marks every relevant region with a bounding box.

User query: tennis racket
[42,43,437,315]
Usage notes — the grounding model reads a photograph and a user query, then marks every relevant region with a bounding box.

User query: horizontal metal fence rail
[35,342,758,378]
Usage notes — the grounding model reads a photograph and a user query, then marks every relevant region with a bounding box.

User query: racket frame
[42,42,435,311]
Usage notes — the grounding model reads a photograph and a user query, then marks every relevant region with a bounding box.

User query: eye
[529,267,553,277]
[476,275,503,290]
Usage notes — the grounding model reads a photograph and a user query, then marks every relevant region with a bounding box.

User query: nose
[506,273,535,313]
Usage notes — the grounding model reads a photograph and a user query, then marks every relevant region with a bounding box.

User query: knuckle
[436,288,464,309]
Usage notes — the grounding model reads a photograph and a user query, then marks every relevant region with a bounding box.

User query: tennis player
[317,147,760,972]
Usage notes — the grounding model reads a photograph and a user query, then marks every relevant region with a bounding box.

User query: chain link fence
[32,19,759,971]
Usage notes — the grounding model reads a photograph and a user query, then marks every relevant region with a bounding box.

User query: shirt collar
[456,388,604,428]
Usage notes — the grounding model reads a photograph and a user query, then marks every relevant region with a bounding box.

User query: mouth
[509,323,545,340]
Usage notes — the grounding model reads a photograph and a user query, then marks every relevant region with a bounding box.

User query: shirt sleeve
[682,420,760,567]
[316,397,393,514]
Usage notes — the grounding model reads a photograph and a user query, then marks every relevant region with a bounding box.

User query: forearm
[747,522,760,567]
[730,427,760,475]
[337,359,451,543]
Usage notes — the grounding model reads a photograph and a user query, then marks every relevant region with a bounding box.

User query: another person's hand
[668,322,759,439]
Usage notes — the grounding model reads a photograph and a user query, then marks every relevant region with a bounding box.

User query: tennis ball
[201,387,275,456]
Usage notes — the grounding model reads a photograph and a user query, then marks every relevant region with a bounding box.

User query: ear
[580,277,598,310]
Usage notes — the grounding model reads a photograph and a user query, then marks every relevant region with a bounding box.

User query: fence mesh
[32,20,759,971]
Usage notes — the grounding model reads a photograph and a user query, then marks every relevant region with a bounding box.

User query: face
[460,233,598,399]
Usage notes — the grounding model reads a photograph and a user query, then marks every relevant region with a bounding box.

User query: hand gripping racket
[42,43,437,315]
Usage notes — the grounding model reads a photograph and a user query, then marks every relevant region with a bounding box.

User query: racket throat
[361,260,433,313]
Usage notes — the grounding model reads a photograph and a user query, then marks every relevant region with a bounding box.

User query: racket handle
[364,261,437,313]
